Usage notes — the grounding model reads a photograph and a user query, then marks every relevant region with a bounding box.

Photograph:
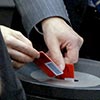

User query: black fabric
[79,6,100,60]
[64,0,88,32]
[64,0,100,61]
[0,30,26,100]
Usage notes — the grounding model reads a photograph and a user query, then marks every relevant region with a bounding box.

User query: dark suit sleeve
[0,30,26,100]
[14,0,70,34]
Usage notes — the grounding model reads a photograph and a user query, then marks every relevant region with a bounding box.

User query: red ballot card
[34,51,63,77]
[56,64,74,79]
[34,51,74,79]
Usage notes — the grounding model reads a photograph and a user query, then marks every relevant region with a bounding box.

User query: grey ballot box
[0,0,15,27]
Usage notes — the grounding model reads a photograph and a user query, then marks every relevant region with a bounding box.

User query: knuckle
[16,31,22,36]
[79,36,84,44]
[5,37,13,46]
[74,35,84,47]
[28,41,33,46]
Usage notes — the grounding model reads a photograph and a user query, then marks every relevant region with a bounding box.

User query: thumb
[46,39,65,71]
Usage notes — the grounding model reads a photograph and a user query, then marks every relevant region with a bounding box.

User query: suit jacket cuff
[14,0,70,34]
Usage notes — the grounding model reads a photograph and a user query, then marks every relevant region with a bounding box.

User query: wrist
[42,17,65,26]
[42,17,68,33]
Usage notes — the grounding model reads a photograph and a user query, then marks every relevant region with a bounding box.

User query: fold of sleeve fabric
[14,0,70,34]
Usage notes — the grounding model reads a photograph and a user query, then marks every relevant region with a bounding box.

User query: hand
[0,25,40,68]
[42,17,83,71]
[12,60,25,69]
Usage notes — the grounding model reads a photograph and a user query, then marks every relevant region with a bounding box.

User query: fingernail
[59,64,65,71]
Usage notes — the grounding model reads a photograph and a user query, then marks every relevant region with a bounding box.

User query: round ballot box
[17,58,100,100]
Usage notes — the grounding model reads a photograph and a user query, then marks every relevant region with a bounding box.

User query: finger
[12,60,25,69]
[13,31,33,46]
[8,48,34,63]
[45,38,65,71]
[64,47,79,64]
[1,26,33,47]
[7,37,40,59]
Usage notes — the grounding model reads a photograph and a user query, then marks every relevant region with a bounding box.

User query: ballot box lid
[17,58,100,100]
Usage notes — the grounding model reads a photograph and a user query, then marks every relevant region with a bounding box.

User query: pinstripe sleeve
[14,0,70,34]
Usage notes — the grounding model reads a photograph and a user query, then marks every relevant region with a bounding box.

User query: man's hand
[42,17,83,71]
[0,25,40,68]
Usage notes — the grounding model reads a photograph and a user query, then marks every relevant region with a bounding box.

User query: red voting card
[56,64,74,79]
[34,51,63,77]
[34,51,74,79]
